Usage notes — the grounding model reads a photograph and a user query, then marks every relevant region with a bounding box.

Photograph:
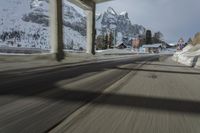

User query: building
[142,43,163,53]
[116,43,127,49]
[132,38,140,49]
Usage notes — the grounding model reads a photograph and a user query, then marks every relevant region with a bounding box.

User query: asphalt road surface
[1,54,200,133]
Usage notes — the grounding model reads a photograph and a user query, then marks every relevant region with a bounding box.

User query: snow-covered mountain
[96,7,146,45]
[0,1,146,52]
[0,0,86,50]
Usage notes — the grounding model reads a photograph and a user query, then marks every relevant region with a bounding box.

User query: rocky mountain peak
[107,7,117,15]
[119,11,129,19]
[96,7,146,45]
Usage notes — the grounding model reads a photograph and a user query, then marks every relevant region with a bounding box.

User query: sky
[96,0,200,43]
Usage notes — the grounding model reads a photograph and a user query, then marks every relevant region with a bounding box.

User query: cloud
[96,0,200,42]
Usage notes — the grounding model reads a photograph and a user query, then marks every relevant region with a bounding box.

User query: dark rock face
[22,12,49,27]
[96,7,146,45]
[26,0,87,35]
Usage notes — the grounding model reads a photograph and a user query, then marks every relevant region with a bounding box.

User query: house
[132,37,140,49]
[142,43,163,53]
[116,43,127,49]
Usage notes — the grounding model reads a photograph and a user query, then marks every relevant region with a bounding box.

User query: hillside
[0,1,147,52]
[0,0,86,51]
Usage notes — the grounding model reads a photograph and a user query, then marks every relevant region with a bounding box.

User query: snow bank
[96,48,133,55]
[172,44,200,67]
[195,57,200,68]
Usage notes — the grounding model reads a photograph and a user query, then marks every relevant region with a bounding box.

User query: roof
[94,0,112,3]
[142,44,162,48]
[116,42,125,47]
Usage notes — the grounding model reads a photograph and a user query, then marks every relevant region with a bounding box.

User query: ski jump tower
[49,0,111,61]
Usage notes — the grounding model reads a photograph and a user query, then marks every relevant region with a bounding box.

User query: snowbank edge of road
[172,44,200,69]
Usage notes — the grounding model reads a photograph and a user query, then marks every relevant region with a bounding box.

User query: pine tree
[187,38,192,44]
[153,31,163,43]
[105,33,109,49]
[146,30,152,44]
[108,32,114,48]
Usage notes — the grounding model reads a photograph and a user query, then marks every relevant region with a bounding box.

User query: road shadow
[132,62,191,68]
[1,56,157,96]
[1,83,200,115]
[1,54,200,132]
[42,88,200,115]
[0,55,160,83]
[0,56,132,74]
[1,57,200,114]
[2,54,200,133]
[115,67,200,75]
[0,55,160,75]
[0,69,200,114]
[0,58,132,81]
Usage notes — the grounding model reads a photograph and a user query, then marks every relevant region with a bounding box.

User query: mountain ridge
[0,1,146,51]
[96,7,146,45]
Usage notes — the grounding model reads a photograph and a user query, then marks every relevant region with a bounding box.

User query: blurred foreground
[0,54,200,133]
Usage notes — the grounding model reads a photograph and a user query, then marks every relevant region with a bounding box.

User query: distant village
[96,29,171,53]
[95,29,194,54]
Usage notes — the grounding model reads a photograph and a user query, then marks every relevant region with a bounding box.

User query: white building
[142,43,163,53]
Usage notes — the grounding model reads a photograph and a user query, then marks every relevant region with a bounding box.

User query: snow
[0,0,87,52]
[64,0,85,17]
[172,44,200,66]
[96,7,146,47]
[63,27,86,50]
[168,42,177,46]
[96,13,103,35]
[0,0,31,30]
[142,44,162,48]
[63,0,86,23]
[107,7,117,15]
[159,48,176,54]
[116,32,123,45]
[96,48,133,55]
[96,13,101,17]
[120,11,127,15]
[109,24,117,29]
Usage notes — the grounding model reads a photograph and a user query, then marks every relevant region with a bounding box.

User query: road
[1,54,200,133]
[0,54,156,133]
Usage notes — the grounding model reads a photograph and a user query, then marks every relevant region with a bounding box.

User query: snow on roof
[142,44,162,48]
[116,42,125,47]
[168,43,177,46]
